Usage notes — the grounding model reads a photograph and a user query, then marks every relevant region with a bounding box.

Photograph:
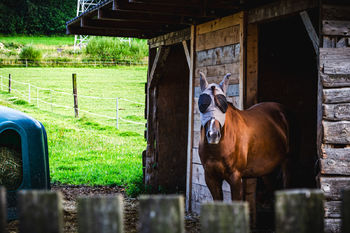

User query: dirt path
[7,185,200,233]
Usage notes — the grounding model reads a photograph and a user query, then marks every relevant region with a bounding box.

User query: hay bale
[0,147,22,190]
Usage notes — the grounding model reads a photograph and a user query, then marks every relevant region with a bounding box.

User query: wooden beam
[323,20,350,36]
[148,46,171,88]
[300,11,319,53]
[113,0,205,17]
[66,26,157,38]
[98,9,187,24]
[80,17,179,33]
[182,40,191,69]
[248,0,318,23]
[148,28,191,48]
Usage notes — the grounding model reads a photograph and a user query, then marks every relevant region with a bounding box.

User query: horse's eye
[215,94,228,113]
[198,94,211,113]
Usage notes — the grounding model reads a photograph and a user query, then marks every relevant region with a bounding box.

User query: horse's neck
[222,105,246,140]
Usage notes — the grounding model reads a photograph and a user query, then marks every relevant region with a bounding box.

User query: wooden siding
[190,12,244,213]
[320,4,350,232]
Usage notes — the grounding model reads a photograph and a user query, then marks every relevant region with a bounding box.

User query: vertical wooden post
[139,195,184,233]
[77,195,124,233]
[201,201,249,233]
[0,187,7,233]
[18,190,63,233]
[37,87,39,108]
[72,73,79,117]
[342,190,350,233]
[116,97,119,129]
[275,189,324,233]
[28,83,31,103]
[8,74,11,93]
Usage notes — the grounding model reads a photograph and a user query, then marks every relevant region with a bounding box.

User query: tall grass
[84,37,148,62]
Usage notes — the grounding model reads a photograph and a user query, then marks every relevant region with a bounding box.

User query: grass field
[0,35,75,46]
[0,66,147,196]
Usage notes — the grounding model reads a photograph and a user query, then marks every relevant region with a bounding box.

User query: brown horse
[198,72,290,200]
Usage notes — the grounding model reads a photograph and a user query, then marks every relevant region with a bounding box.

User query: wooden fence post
[343,189,350,233]
[8,74,11,93]
[275,189,324,233]
[72,73,79,117]
[77,195,124,233]
[0,187,7,233]
[201,201,250,233]
[18,190,63,233]
[139,195,184,233]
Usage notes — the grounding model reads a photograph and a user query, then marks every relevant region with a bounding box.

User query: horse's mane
[227,101,238,110]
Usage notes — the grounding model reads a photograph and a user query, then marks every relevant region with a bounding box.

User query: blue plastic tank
[0,106,50,220]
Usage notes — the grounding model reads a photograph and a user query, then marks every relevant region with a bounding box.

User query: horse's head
[198,72,230,144]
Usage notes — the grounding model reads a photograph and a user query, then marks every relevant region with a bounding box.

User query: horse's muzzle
[206,130,221,144]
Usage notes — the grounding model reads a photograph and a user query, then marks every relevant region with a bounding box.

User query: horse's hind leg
[205,172,224,200]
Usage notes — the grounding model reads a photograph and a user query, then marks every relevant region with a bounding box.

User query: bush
[19,45,42,61]
[84,37,148,62]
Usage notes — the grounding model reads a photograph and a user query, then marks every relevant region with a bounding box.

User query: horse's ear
[220,73,231,94]
[199,72,208,92]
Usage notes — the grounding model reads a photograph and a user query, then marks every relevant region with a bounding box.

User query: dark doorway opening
[256,13,319,229]
[156,43,189,193]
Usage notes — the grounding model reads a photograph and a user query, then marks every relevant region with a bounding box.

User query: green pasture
[0,67,147,196]
[0,35,75,46]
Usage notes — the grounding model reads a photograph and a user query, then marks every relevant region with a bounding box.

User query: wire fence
[0,59,147,68]
[0,74,146,132]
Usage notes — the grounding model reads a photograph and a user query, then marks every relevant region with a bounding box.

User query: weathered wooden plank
[192,163,230,192]
[323,4,350,21]
[196,13,242,35]
[182,40,190,69]
[320,48,350,74]
[193,120,201,134]
[324,103,350,120]
[191,183,232,214]
[139,195,184,233]
[325,201,341,218]
[323,121,350,144]
[18,191,63,233]
[248,0,318,23]
[322,148,350,175]
[194,63,240,86]
[148,28,191,48]
[194,85,240,98]
[275,190,324,233]
[192,148,201,164]
[196,25,240,51]
[300,11,319,53]
[245,23,258,108]
[343,189,350,233]
[193,130,200,148]
[201,202,250,233]
[77,195,124,233]
[320,177,350,200]
[325,218,341,233]
[323,88,350,104]
[196,44,240,67]
[321,73,350,88]
[323,20,350,36]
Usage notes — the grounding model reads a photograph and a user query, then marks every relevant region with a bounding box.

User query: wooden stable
[67,0,350,231]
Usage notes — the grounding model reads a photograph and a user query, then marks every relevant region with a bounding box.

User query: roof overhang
[66,0,276,39]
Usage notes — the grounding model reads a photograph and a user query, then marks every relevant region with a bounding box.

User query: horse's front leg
[228,171,243,200]
[205,171,224,200]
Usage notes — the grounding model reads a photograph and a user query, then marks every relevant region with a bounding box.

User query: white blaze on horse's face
[198,72,230,144]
